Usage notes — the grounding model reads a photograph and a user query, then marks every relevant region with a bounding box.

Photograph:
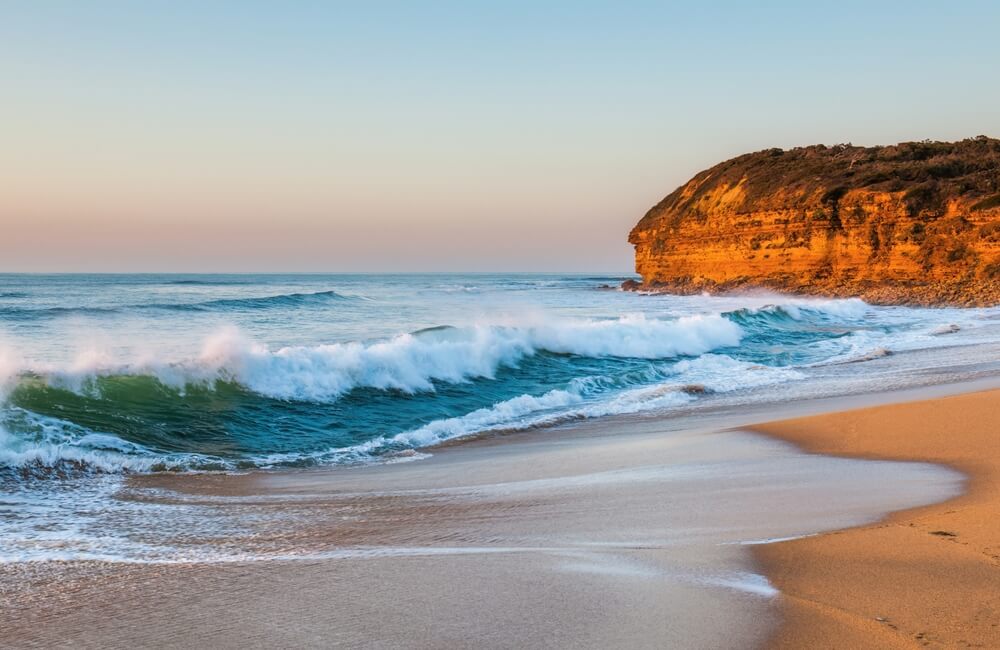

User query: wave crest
[30,314,742,402]
[725,298,868,325]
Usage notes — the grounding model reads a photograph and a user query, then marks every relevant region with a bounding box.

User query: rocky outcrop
[627,137,1000,306]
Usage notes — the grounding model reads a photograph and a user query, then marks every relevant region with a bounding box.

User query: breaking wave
[27,314,743,401]
[0,313,750,474]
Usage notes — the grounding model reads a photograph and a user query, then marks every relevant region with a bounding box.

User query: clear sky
[2,1,998,272]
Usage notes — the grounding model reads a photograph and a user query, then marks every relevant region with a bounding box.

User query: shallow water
[0,423,965,649]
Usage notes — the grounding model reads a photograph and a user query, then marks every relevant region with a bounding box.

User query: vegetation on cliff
[628,137,1000,305]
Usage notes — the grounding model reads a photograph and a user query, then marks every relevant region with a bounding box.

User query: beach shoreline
[1,380,997,648]
[751,389,1000,649]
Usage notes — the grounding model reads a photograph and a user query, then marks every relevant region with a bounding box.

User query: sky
[2,1,999,272]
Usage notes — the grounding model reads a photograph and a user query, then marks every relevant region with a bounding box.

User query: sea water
[0,273,998,561]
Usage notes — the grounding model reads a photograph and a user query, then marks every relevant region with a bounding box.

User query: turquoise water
[1,273,999,474]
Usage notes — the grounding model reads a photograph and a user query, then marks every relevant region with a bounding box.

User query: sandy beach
[4,382,994,648]
[5,1,1000,646]
[754,389,1000,649]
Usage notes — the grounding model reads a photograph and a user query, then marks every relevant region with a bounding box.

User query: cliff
[627,137,1000,306]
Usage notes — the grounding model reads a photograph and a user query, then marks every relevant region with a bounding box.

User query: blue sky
[2,1,998,271]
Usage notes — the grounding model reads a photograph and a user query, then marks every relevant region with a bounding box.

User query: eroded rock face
[628,137,1000,305]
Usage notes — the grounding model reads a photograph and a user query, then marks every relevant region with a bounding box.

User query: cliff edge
[627,137,1000,305]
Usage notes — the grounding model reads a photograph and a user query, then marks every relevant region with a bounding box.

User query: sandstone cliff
[627,137,1000,306]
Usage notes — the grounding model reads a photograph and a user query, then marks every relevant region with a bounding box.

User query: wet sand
[0,385,990,649]
[753,389,1000,649]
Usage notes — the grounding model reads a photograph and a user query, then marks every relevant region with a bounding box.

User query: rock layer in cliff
[628,137,1000,305]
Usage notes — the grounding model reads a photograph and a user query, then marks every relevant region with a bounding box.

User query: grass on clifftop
[639,136,1000,226]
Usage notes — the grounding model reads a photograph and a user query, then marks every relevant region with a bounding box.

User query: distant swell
[166,279,254,286]
[150,290,357,312]
[0,290,359,320]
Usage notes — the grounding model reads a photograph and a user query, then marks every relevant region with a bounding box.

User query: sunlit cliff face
[629,140,1000,306]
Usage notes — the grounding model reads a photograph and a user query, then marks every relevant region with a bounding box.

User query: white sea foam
[0,341,21,399]
[0,408,202,473]
[334,354,802,457]
[0,432,161,473]
[671,354,804,391]
[930,323,961,335]
[787,297,868,319]
[705,571,779,597]
[736,297,869,322]
[31,314,743,402]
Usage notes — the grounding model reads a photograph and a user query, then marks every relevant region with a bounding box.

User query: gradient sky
[2,1,999,272]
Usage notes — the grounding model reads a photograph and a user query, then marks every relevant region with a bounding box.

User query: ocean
[1,273,998,562]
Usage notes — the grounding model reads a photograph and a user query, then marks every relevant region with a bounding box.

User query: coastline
[1,381,996,648]
[751,389,1000,649]
[619,281,998,308]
